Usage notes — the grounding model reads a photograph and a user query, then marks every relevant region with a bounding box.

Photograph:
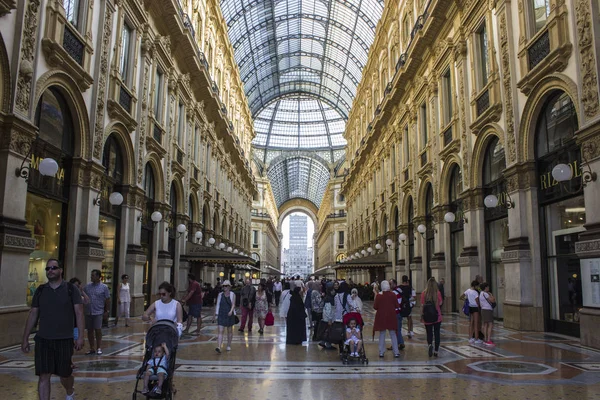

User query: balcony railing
[443,125,453,147]
[119,85,132,114]
[528,30,550,70]
[476,89,490,117]
[153,123,162,145]
[193,166,199,181]
[63,25,84,66]
[327,211,346,218]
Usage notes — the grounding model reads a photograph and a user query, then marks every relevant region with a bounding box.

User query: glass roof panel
[220,0,384,206]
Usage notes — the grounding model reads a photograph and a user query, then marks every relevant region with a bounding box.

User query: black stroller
[133,320,179,399]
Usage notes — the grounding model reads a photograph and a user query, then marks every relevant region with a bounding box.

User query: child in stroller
[134,320,179,399]
[344,318,363,357]
[142,342,169,395]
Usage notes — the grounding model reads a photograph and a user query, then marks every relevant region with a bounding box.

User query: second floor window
[442,68,453,125]
[475,22,489,90]
[338,231,345,248]
[404,125,410,165]
[252,230,259,246]
[154,69,163,121]
[119,22,133,84]
[420,103,428,148]
[177,102,185,145]
[64,0,82,29]
[531,0,550,33]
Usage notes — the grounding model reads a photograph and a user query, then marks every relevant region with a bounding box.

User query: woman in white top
[142,281,183,336]
[479,282,496,346]
[116,274,131,327]
[461,280,481,344]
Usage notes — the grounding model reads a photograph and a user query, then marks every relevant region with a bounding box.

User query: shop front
[448,165,464,312]
[482,136,508,319]
[25,87,74,306]
[535,91,583,337]
[99,134,124,319]
[141,163,156,307]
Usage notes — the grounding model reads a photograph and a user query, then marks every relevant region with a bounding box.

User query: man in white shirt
[273,279,283,306]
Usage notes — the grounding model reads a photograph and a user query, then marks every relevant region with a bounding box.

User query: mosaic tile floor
[2,303,600,399]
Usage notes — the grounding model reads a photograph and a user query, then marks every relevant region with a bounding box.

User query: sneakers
[484,340,495,347]
[474,339,483,344]
[65,391,75,400]
[468,338,475,344]
[226,346,231,351]
[399,344,406,350]
[433,351,439,357]
[379,353,384,357]
[215,347,221,354]
[96,348,102,355]
[407,332,413,339]
[394,353,400,358]
[428,344,433,357]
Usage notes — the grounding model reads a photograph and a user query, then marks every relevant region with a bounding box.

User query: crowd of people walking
[20,257,499,400]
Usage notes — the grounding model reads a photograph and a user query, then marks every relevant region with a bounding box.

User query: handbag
[483,293,497,309]
[265,311,274,326]
[327,321,345,343]
[234,315,240,324]
[462,298,471,316]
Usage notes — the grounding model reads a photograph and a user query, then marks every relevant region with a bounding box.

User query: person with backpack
[21,259,85,400]
[420,277,443,357]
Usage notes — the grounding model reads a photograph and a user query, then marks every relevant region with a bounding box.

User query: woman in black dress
[286,282,307,345]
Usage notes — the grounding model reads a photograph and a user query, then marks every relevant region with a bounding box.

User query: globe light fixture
[361,249,367,255]
[151,212,163,224]
[367,247,373,253]
[227,246,233,252]
[355,252,360,258]
[375,243,382,251]
[417,224,427,234]
[195,231,203,242]
[38,157,59,176]
[484,194,499,208]
[208,237,216,246]
[399,233,407,242]
[108,192,124,206]
[233,249,239,254]
[386,239,393,246]
[552,163,572,182]
[176,224,187,233]
[219,242,226,250]
[444,212,456,223]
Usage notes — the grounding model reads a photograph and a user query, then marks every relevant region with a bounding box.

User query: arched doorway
[448,164,464,312]
[534,90,583,336]
[482,137,508,319]
[25,87,74,305]
[141,163,156,307]
[99,134,124,318]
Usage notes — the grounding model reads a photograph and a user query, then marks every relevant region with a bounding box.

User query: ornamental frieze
[14,0,40,117]
[575,0,600,118]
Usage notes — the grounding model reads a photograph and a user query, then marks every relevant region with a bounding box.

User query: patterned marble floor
[2,303,600,399]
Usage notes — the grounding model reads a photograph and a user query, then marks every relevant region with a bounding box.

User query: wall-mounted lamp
[227,246,233,253]
[231,273,236,278]
[367,247,373,254]
[375,243,382,252]
[484,193,514,209]
[233,249,239,254]
[176,223,187,238]
[93,190,123,207]
[361,249,367,256]
[15,139,59,182]
[208,237,216,246]
[195,231,203,243]
[219,271,224,277]
[219,242,226,250]
[444,211,468,224]
[552,161,597,190]
[385,239,393,249]
[398,233,408,246]
[354,252,360,258]
[417,224,427,238]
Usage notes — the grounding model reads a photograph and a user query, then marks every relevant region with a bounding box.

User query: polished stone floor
[2,302,600,399]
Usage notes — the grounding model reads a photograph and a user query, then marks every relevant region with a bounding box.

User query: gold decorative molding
[575,0,600,119]
[15,0,41,117]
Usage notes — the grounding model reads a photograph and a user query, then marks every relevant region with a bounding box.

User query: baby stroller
[133,320,179,399]
[341,312,368,365]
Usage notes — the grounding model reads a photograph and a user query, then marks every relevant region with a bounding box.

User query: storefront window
[544,197,585,324]
[448,164,464,311]
[25,194,63,305]
[98,216,118,297]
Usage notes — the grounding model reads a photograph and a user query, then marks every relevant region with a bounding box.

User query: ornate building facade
[341,0,600,348]
[250,177,281,278]
[0,0,255,347]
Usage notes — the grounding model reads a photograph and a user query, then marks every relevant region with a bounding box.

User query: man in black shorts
[21,259,85,400]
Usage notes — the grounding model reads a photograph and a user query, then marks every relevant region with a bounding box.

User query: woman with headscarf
[373,280,400,358]
[335,281,352,321]
[286,281,307,344]
[318,282,336,349]
[350,288,363,313]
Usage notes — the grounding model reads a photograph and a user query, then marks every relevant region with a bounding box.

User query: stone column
[122,186,146,316]
[575,126,600,348]
[0,117,38,347]
[501,164,544,331]
[457,191,481,293]
[412,218,425,294]
[71,160,105,283]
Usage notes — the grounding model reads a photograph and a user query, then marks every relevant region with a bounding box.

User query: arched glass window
[143,164,155,200]
[449,165,463,203]
[425,184,433,219]
[483,137,506,185]
[535,91,578,159]
[102,135,123,182]
[36,88,74,156]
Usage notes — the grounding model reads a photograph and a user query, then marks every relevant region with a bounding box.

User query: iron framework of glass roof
[267,156,331,207]
[220,0,384,208]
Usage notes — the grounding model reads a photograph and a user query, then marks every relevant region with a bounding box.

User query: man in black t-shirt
[22,259,84,400]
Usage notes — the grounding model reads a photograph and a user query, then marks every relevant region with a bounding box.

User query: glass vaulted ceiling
[220,0,384,208]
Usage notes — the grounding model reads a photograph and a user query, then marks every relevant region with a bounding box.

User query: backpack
[422,300,439,323]
[462,298,471,316]
[400,285,413,316]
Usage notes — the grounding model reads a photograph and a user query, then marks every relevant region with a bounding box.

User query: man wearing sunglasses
[21,259,84,400]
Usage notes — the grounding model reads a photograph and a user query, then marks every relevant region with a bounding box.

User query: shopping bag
[265,311,274,326]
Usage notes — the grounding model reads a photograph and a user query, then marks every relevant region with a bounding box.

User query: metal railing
[63,25,84,66]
